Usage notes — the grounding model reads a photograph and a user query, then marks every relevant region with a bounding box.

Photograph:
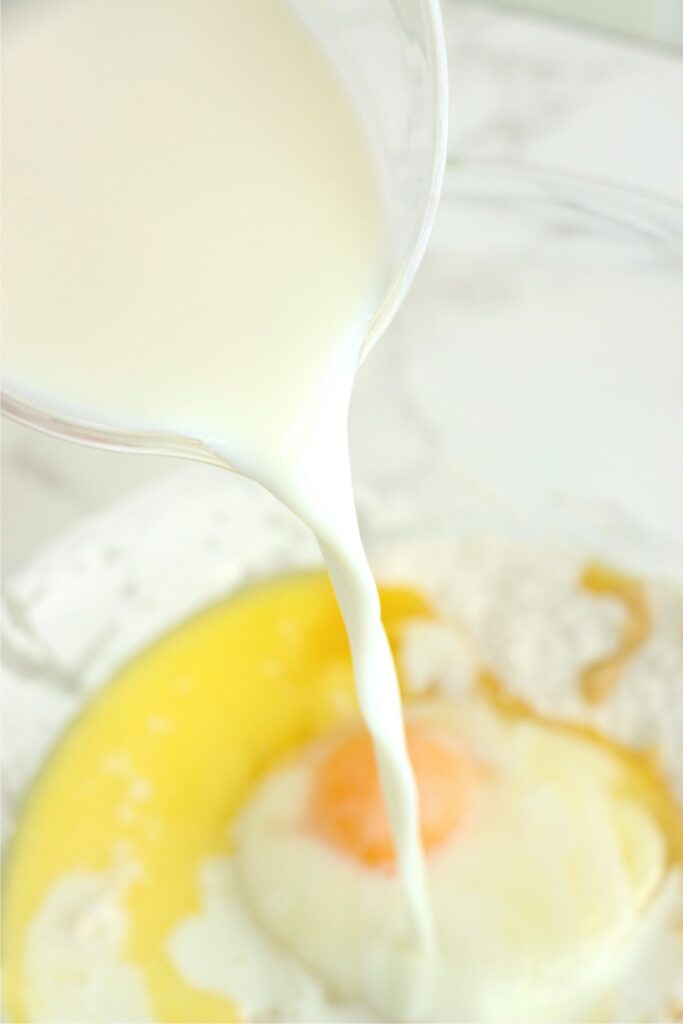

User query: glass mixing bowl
[3,162,683,838]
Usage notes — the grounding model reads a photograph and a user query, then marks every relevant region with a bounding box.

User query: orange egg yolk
[310,726,469,866]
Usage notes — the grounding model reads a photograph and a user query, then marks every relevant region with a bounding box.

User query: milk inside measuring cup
[3,0,434,942]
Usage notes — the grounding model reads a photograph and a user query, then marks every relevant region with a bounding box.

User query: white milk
[3,0,432,944]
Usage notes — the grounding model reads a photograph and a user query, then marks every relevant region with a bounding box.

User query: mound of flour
[375,540,683,802]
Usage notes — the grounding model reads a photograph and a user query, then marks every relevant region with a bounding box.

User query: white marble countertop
[3,0,683,575]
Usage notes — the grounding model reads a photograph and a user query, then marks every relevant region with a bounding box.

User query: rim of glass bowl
[442,159,683,243]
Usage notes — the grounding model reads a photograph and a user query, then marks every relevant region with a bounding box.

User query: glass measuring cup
[1,0,449,466]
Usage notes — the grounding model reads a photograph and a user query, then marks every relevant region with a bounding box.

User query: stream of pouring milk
[3,0,433,948]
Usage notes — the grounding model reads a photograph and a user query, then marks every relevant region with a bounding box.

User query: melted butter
[1,575,428,1024]
[579,563,652,705]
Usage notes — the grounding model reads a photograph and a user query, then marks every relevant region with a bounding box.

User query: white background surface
[493,0,683,48]
[3,0,683,574]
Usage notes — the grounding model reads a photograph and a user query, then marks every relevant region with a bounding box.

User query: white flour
[374,541,683,803]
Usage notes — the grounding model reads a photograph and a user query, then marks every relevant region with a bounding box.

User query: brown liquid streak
[579,563,652,705]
